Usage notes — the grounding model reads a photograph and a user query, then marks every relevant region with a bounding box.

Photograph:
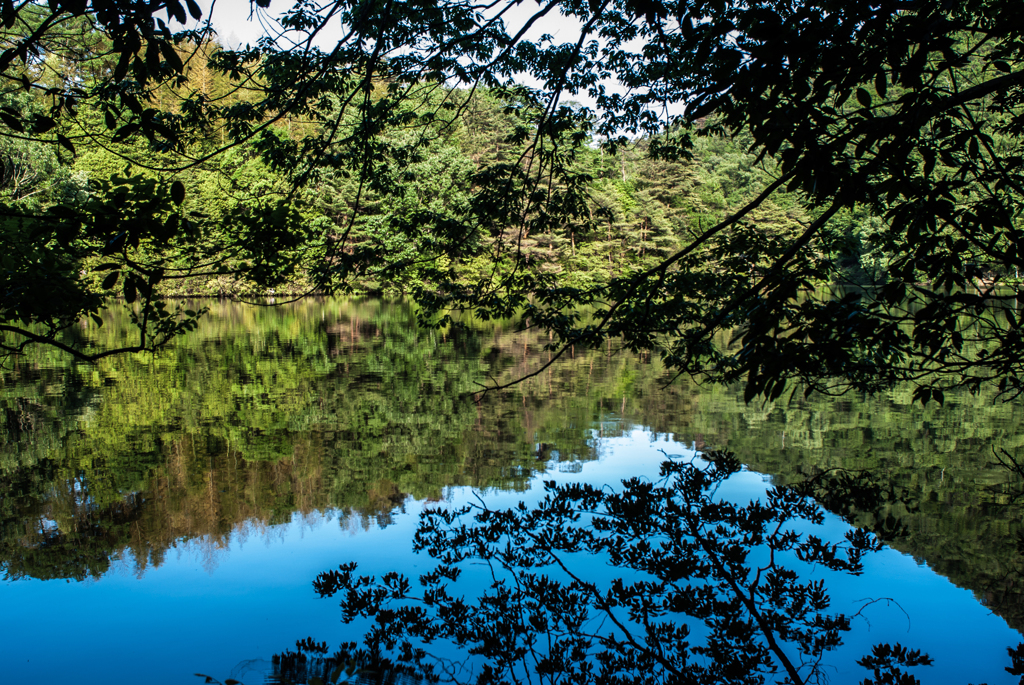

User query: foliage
[0,0,1018,402]
[6,300,1024,618]
[309,452,960,685]
[1,300,1023,680]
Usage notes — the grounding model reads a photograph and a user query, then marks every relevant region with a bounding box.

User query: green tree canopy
[1,0,1023,401]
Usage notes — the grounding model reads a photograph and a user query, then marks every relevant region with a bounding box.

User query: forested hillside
[0,24,870,302]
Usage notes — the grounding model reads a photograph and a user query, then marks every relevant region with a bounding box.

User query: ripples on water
[1,299,1023,684]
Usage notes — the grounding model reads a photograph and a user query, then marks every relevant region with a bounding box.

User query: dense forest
[2,0,1023,406]
[0,30,838,302]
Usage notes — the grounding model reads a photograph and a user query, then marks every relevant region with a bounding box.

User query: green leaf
[171,180,186,205]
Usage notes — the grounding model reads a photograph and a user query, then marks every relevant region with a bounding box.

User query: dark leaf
[160,41,184,72]
[0,110,23,132]
[56,134,75,155]
[186,0,203,20]
[124,276,137,304]
[874,72,887,99]
[102,271,120,290]
[31,115,56,134]
[2,0,16,29]
[171,180,186,205]
[167,0,187,23]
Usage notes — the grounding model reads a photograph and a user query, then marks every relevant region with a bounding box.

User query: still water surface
[2,299,1023,684]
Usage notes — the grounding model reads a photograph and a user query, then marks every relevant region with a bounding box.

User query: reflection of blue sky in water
[1,429,1019,684]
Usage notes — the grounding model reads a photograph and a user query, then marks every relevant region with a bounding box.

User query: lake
[1,299,1023,684]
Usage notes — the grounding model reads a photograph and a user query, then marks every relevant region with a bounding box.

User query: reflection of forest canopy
[645,380,1024,632]
[0,300,631,580]
[3,300,1024,635]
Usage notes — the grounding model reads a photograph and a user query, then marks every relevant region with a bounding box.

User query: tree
[304,453,960,685]
[2,0,1024,402]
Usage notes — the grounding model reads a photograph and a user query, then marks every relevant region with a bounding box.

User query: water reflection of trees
[3,299,1024,639]
[0,300,629,581]
[298,454,965,685]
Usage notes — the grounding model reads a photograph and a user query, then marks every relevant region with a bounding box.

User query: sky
[189,0,683,132]
[200,0,607,109]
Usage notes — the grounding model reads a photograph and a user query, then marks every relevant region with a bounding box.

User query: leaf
[160,41,184,72]
[171,180,186,205]
[56,134,75,155]
[185,0,203,20]
[113,123,140,141]
[167,0,187,23]
[855,88,872,108]
[114,51,131,82]
[102,271,120,290]
[994,60,1011,73]
[124,276,137,304]
[0,110,23,132]
[2,0,16,30]
[31,115,56,134]
[90,314,103,327]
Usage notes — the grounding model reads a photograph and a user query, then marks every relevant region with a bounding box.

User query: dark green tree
[1,0,1024,403]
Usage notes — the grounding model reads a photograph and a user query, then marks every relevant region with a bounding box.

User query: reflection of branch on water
[990,448,1024,502]
[307,454,934,685]
[850,597,912,633]
[265,641,431,685]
